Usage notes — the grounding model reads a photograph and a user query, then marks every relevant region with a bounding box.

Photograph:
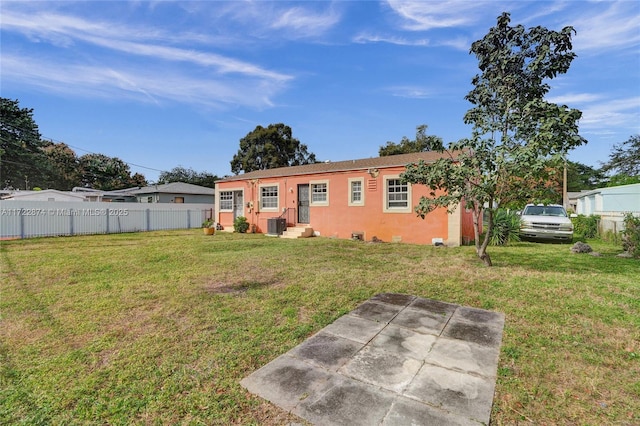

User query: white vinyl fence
[0,201,213,239]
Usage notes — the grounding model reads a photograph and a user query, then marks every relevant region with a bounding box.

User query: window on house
[174,197,184,203]
[219,191,233,211]
[260,185,278,209]
[348,178,364,206]
[385,178,411,212]
[312,183,326,203]
[310,181,329,205]
[147,196,153,203]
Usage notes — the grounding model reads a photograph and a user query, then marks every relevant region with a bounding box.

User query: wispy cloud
[0,5,292,108]
[1,53,285,109]
[1,8,289,80]
[353,32,470,50]
[546,93,602,105]
[385,85,434,99]
[208,1,342,39]
[579,97,640,130]
[0,7,212,47]
[353,33,430,46]
[517,0,569,25]
[271,5,341,38]
[86,37,290,81]
[547,90,638,133]
[385,0,490,31]
[568,2,640,53]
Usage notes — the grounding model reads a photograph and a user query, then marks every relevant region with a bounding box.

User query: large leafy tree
[42,141,80,190]
[605,174,640,187]
[601,135,640,178]
[402,12,586,266]
[130,172,147,187]
[565,160,606,191]
[379,125,441,156]
[231,123,316,175]
[158,166,219,188]
[0,98,49,189]
[78,153,141,191]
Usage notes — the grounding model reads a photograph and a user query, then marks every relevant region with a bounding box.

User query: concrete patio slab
[321,314,386,344]
[297,379,397,426]
[339,345,423,393]
[287,332,364,371]
[404,364,497,423]
[369,324,437,360]
[383,397,480,426]
[241,293,505,425]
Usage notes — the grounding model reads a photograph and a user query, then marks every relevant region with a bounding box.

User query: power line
[42,138,166,174]
[2,123,168,174]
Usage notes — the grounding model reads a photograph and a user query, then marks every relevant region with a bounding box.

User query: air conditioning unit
[267,218,286,235]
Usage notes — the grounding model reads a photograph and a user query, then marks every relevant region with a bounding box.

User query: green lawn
[1,231,638,425]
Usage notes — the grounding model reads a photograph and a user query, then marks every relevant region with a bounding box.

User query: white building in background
[575,183,640,233]
[1,189,88,202]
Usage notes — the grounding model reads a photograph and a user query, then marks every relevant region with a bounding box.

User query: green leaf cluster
[571,214,600,240]
[379,124,443,156]
[0,98,47,189]
[622,213,640,258]
[158,166,219,188]
[487,209,522,246]
[602,135,640,177]
[402,12,587,266]
[233,216,249,233]
[231,123,316,175]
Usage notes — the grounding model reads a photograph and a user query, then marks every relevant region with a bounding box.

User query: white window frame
[259,184,279,211]
[383,175,412,213]
[219,191,234,211]
[310,180,329,206]
[348,177,365,206]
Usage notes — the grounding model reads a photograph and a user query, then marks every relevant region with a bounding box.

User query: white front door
[233,191,244,220]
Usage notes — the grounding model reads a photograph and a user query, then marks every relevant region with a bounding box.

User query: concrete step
[280,226,314,239]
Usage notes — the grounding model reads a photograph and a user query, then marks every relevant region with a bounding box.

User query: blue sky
[1,1,639,183]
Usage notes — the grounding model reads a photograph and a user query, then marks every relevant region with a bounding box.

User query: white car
[519,204,574,243]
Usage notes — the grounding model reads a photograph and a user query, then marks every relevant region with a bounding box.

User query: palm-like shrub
[488,209,522,246]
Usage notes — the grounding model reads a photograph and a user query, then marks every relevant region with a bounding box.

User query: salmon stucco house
[215,152,476,246]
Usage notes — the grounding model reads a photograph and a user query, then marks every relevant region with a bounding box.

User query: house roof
[132,182,215,195]
[72,186,141,195]
[218,151,457,182]
[574,182,640,199]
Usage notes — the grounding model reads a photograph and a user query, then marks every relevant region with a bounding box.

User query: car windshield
[523,205,567,217]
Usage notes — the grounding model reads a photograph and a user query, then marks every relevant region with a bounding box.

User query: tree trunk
[477,246,493,266]
[476,207,494,266]
[472,207,482,254]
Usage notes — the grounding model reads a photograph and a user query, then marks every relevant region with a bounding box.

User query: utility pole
[563,157,568,211]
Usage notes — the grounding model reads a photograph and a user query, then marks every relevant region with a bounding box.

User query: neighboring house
[566,191,583,213]
[575,183,640,233]
[215,152,476,246]
[132,182,215,204]
[71,187,139,202]
[1,189,88,202]
[576,183,640,216]
[1,188,143,202]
